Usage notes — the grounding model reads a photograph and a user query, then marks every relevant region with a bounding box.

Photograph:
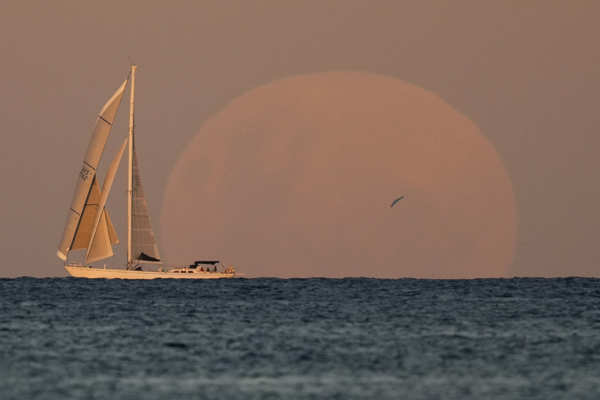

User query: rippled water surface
[1,277,600,399]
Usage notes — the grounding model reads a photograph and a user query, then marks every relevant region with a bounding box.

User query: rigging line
[68,176,97,251]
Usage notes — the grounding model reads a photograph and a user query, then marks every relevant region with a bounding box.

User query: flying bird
[390,196,405,208]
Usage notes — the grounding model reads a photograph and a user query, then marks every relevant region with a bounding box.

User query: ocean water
[1,278,600,399]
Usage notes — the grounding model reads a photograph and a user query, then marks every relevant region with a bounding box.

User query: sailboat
[57,65,236,279]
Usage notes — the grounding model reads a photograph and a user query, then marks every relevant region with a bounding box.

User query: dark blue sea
[1,278,600,399]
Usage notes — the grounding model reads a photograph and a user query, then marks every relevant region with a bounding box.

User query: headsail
[70,177,118,250]
[57,80,128,261]
[85,211,114,264]
[131,147,161,263]
[86,138,128,263]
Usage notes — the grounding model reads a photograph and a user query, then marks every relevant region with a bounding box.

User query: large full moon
[161,72,516,278]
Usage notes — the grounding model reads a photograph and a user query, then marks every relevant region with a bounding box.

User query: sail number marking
[79,166,91,181]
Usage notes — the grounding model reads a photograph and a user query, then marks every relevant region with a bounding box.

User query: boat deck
[65,265,235,279]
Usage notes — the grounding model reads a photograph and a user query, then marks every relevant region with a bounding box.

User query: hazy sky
[1,1,598,277]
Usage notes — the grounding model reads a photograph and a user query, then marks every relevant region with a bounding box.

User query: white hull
[65,265,235,280]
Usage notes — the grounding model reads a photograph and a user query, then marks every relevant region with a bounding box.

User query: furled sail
[131,147,161,263]
[57,80,128,261]
[86,138,128,263]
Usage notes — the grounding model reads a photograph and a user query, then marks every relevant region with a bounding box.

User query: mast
[127,65,136,267]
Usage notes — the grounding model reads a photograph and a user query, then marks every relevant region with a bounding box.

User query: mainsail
[57,80,127,261]
[86,138,128,263]
[131,146,161,263]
